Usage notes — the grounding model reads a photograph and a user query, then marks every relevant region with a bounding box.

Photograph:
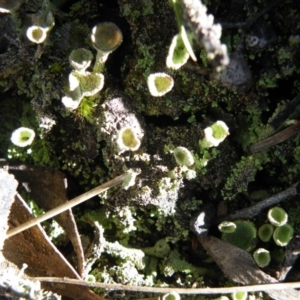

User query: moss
[142,238,171,258]
[287,204,300,232]
[104,241,145,270]
[30,139,60,167]
[258,72,280,88]
[76,96,97,121]
[121,0,154,20]
[49,61,64,73]
[136,44,156,78]
[222,153,270,201]
[81,208,113,230]
[2,0,300,297]
[187,114,196,123]
[235,104,274,151]
[161,249,208,278]
[67,0,99,19]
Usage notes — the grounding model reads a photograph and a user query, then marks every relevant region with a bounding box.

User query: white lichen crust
[180,0,229,70]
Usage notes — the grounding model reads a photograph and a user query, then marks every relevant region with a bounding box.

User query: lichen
[2,0,300,298]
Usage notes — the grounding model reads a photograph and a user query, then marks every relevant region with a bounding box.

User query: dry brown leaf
[0,169,61,299]
[9,164,85,276]
[0,168,17,253]
[214,183,299,224]
[197,235,300,300]
[277,234,300,281]
[3,193,105,300]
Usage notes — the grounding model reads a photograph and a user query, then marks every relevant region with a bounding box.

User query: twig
[219,0,284,30]
[35,277,300,295]
[248,120,300,154]
[226,0,285,53]
[243,0,284,31]
[270,94,300,130]
[6,173,128,238]
[215,183,299,224]
[219,22,246,29]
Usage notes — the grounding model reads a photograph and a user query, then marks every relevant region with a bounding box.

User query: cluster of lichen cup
[218,206,294,270]
[62,22,123,110]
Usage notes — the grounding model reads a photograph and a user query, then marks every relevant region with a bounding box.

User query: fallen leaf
[8,163,85,276]
[3,192,105,300]
[0,168,17,253]
[197,235,300,300]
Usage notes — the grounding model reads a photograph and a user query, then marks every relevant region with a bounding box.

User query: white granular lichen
[181,0,229,70]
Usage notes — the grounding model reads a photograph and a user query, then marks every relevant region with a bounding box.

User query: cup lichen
[218,221,237,233]
[231,291,248,300]
[147,72,174,97]
[204,120,229,147]
[166,34,190,70]
[26,11,55,44]
[273,223,294,247]
[258,223,274,242]
[10,127,35,147]
[253,248,271,268]
[0,0,22,13]
[69,48,94,73]
[267,206,288,227]
[173,146,194,167]
[91,22,123,72]
[222,220,256,251]
[162,291,181,300]
[116,126,141,153]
